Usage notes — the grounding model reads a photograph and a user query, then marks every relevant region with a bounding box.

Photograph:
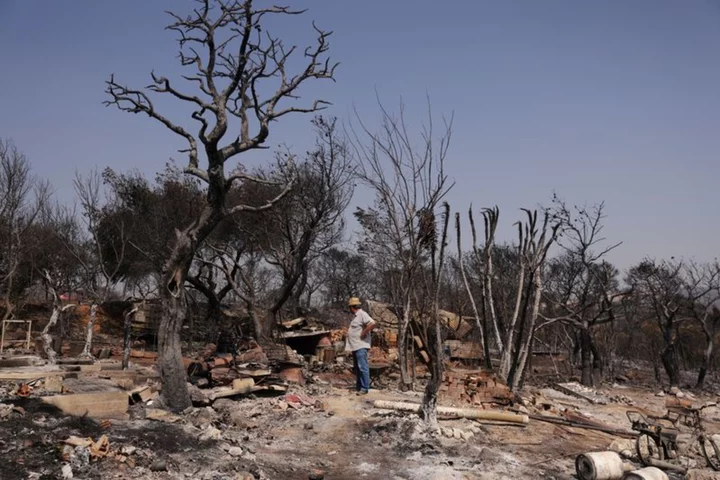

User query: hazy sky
[1,1,719,270]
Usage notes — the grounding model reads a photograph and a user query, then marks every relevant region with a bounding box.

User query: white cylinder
[622,467,669,480]
[576,451,626,480]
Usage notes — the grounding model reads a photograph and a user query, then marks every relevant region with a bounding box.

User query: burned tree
[350,99,454,390]
[421,203,451,429]
[471,207,503,353]
[626,258,685,387]
[38,271,76,364]
[0,139,50,320]
[538,200,623,387]
[458,207,558,390]
[680,261,720,389]
[63,169,130,359]
[248,117,353,334]
[200,116,353,339]
[105,0,336,409]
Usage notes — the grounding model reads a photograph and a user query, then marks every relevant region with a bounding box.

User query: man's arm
[361,313,376,338]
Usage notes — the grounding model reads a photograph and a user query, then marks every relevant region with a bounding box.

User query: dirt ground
[5,371,720,480]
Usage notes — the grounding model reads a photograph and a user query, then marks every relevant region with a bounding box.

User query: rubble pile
[439,369,514,406]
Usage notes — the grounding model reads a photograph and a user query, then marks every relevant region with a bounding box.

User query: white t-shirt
[345,309,376,352]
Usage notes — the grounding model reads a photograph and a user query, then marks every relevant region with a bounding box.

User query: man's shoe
[357,390,368,396]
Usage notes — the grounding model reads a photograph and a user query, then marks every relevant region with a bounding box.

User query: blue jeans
[352,348,370,392]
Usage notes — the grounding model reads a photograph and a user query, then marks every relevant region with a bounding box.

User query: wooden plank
[60,364,102,372]
[41,391,128,418]
[0,356,43,368]
[236,368,271,377]
[0,370,68,381]
[57,358,95,365]
[210,378,255,400]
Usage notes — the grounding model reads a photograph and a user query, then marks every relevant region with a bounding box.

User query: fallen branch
[529,414,636,438]
[373,400,529,424]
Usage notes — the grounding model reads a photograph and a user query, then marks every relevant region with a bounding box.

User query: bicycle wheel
[701,436,720,471]
[636,433,661,466]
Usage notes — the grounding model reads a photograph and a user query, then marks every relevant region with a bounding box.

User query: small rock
[656,391,665,397]
[517,405,530,414]
[211,398,237,414]
[670,386,680,395]
[304,422,314,430]
[190,407,218,427]
[120,445,137,455]
[478,447,501,462]
[72,446,90,468]
[227,447,243,457]
[150,459,167,472]
[452,428,463,439]
[677,391,686,399]
[61,464,73,479]
[460,430,474,441]
[441,427,453,438]
[407,451,423,461]
[230,411,259,429]
[615,375,629,383]
[608,438,635,458]
[45,376,64,393]
[199,426,222,441]
[308,469,325,480]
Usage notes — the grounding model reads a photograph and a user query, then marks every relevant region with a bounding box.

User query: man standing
[345,297,376,395]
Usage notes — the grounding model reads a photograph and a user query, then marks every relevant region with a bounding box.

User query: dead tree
[38,271,75,364]
[122,304,139,370]
[105,0,336,409]
[250,117,354,335]
[681,261,720,389]
[350,98,454,389]
[469,207,503,352]
[626,259,685,387]
[498,220,531,381]
[421,203,450,429]
[458,206,558,389]
[505,210,558,390]
[64,169,130,359]
[0,139,50,320]
[455,212,486,363]
[537,200,623,387]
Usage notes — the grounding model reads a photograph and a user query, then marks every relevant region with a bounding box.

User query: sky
[1,0,719,271]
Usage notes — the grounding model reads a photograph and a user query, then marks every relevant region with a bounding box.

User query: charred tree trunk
[499,253,527,380]
[398,297,413,390]
[122,306,137,370]
[580,326,593,387]
[40,306,62,364]
[661,342,680,387]
[421,315,443,430]
[159,209,220,410]
[80,304,98,359]
[40,303,75,364]
[158,282,191,411]
[511,273,543,391]
[205,296,222,344]
[697,329,713,390]
[507,274,534,384]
